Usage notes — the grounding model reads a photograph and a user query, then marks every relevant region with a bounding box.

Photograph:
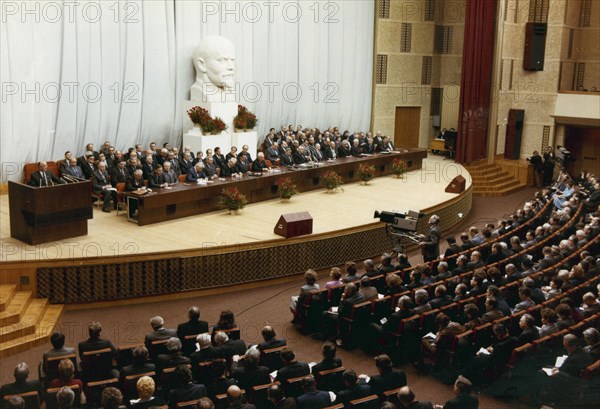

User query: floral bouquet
[392,158,408,177]
[277,177,298,199]
[217,187,248,210]
[321,170,343,191]
[358,164,376,182]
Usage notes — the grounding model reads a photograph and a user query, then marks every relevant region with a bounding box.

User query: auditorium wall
[492,0,600,159]
[372,0,465,149]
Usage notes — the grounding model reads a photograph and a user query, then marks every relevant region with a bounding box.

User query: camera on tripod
[374,210,424,232]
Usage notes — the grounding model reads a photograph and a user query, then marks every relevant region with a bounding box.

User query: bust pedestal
[183,99,257,160]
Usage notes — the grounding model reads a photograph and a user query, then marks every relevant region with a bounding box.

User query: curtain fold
[455,0,497,164]
[1,0,373,181]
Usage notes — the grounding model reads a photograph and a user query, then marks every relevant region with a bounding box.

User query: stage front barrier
[8,180,93,245]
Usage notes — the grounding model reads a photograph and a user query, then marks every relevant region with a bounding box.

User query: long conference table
[125,149,427,226]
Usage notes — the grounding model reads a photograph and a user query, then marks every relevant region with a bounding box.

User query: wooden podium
[274,212,313,238]
[8,181,93,245]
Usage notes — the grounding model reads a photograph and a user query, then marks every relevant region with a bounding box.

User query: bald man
[0,363,41,399]
[28,161,64,187]
[226,385,256,409]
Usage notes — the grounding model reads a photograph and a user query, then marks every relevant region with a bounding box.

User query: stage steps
[0,285,63,358]
[464,161,528,196]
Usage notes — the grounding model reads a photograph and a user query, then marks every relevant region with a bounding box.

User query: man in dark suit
[28,161,65,187]
[337,141,351,158]
[81,154,97,179]
[145,316,177,358]
[77,321,118,380]
[162,161,178,185]
[0,363,41,400]
[203,157,218,178]
[396,386,433,409]
[439,376,478,409]
[42,332,76,376]
[469,323,518,383]
[275,348,310,386]
[110,160,128,186]
[265,143,281,164]
[257,326,286,351]
[120,346,156,379]
[168,365,207,408]
[213,147,227,170]
[322,141,338,160]
[214,331,246,361]
[225,385,256,409]
[252,152,269,172]
[179,152,194,175]
[231,349,271,391]
[141,155,154,180]
[418,215,441,262]
[186,163,208,182]
[125,169,145,217]
[335,369,372,407]
[92,162,117,212]
[155,337,191,377]
[64,158,85,179]
[296,375,334,409]
[280,148,295,166]
[320,283,366,342]
[236,154,251,174]
[236,145,253,163]
[267,384,297,409]
[177,306,209,356]
[367,354,407,396]
[311,341,342,375]
[517,313,539,345]
[148,165,168,189]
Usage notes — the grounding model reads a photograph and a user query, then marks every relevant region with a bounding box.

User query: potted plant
[392,158,408,178]
[211,117,227,135]
[321,170,343,192]
[217,187,248,214]
[233,105,258,132]
[277,177,298,200]
[187,106,228,135]
[358,164,376,184]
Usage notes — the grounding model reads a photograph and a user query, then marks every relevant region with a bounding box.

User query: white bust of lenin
[191,35,236,102]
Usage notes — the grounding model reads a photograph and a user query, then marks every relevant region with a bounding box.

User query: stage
[0,156,473,303]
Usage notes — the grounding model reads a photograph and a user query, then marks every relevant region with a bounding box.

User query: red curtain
[455,0,498,164]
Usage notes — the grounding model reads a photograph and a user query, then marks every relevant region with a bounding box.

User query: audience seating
[248,381,279,407]
[81,348,114,380]
[45,384,81,409]
[175,400,200,409]
[348,394,379,409]
[84,378,119,408]
[2,391,40,409]
[260,346,286,372]
[315,366,345,393]
[149,339,170,359]
[123,371,156,400]
[116,344,143,369]
[284,376,305,398]
[44,353,77,383]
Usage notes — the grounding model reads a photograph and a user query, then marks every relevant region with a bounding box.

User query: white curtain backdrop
[0,0,373,181]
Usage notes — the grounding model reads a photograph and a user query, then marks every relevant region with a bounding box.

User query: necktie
[120,169,125,178]
[42,172,47,186]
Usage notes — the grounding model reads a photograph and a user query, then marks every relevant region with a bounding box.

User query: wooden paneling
[394,107,421,149]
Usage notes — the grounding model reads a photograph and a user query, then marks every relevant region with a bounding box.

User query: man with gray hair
[56,386,75,409]
[144,316,177,358]
[0,363,41,399]
[362,259,378,278]
[231,348,271,391]
[155,337,190,376]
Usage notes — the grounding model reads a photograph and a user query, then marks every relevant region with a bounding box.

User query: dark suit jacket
[218,339,247,359]
[91,170,112,193]
[179,159,194,174]
[231,365,271,391]
[421,225,441,261]
[336,383,372,406]
[145,328,178,350]
[292,152,308,164]
[280,154,294,166]
[368,369,407,396]
[186,167,207,182]
[43,346,76,371]
[257,338,286,351]
[126,176,145,191]
[120,363,156,379]
[111,167,128,186]
[65,165,85,179]
[78,338,117,359]
[489,336,519,365]
[0,380,41,400]
[168,383,207,408]
[177,320,209,342]
[148,173,165,188]
[252,159,268,172]
[405,401,434,409]
[275,361,310,385]
[311,357,342,375]
[28,170,64,187]
[442,393,479,409]
[81,161,97,179]
[155,353,190,374]
[297,390,332,409]
[560,348,594,377]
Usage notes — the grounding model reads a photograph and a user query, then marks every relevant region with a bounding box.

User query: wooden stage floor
[0,156,471,262]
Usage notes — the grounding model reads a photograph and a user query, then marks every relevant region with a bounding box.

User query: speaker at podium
[274,212,313,238]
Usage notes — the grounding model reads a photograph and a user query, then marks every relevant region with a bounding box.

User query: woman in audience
[421,313,464,368]
[50,359,86,405]
[463,303,483,330]
[101,387,125,409]
[212,310,236,335]
[539,308,559,337]
[542,277,563,299]
[130,376,164,409]
[384,273,405,296]
[325,267,342,289]
[290,269,320,313]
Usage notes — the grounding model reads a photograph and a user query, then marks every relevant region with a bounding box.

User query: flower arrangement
[392,158,408,177]
[233,105,258,131]
[358,164,376,182]
[277,177,298,199]
[321,170,343,191]
[217,187,248,211]
[187,106,227,135]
